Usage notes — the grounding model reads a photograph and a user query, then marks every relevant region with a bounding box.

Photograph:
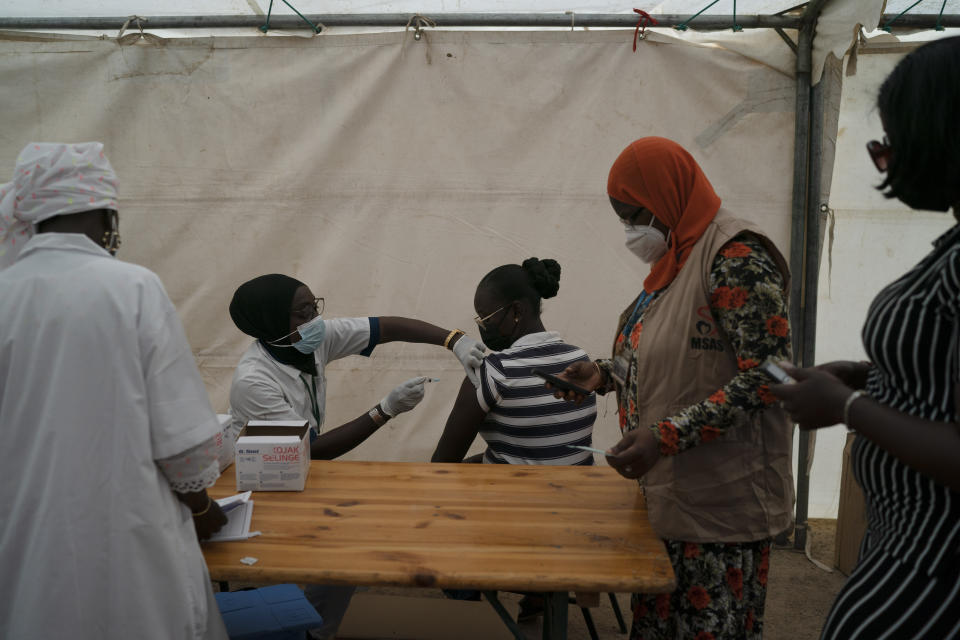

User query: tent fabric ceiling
[3,2,807,18]
[6,1,960,18]
[0,1,885,87]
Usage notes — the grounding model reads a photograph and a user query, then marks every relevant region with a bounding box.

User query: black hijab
[229,274,317,375]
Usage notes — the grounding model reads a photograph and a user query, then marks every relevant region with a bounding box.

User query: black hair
[478,257,561,312]
[877,36,960,211]
[36,208,113,231]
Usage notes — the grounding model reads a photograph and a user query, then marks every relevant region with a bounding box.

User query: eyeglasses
[291,297,323,319]
[866,137,892,173]
[617,207,654,227]
[474,305,506,330]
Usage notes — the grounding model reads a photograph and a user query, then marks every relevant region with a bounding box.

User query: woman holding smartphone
[771,37,960,639]
[555,137,794,639]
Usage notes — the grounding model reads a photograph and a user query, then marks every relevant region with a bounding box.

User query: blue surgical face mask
[268,315,326,354]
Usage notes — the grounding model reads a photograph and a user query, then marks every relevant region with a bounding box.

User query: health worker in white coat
[227,274,487,639]
[228,274,486,460]
[0,143,228,640]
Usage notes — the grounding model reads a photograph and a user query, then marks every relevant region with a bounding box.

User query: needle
[566,444,611,456]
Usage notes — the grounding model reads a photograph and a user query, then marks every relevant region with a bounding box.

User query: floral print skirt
[630,538,771,640]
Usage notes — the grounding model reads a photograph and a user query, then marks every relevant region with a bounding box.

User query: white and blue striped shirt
[476,331,597,465]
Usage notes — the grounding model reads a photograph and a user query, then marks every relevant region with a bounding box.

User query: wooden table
[204,461,675,639]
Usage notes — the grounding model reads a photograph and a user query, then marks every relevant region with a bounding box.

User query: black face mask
[477,306,519,352]
[896,187,953,213]
[479,325,515,352]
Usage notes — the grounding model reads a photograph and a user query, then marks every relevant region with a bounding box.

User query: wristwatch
[368,404,390,427]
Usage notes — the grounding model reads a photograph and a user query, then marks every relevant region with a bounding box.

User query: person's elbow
[431,442,459,463]
[310,442,335,461]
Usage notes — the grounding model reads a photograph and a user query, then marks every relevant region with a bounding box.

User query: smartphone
[759,360,796,385]
[531,368,592,396]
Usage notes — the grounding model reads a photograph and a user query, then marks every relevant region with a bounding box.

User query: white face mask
[624,221,670,264]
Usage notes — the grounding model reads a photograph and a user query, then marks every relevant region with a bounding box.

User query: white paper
[216,491,252,510]
[208,493,258,542]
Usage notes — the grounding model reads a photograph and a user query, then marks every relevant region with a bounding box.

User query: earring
[101,230,121,255]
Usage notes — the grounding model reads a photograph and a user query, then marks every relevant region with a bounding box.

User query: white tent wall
[0,30,798,463]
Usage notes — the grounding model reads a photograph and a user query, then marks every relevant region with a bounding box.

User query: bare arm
[310,407,385,460]
[378,317,485,387]
[310,377,426,459]
[772,366,960,492]
[431,376,489,462]
[175,489,227,541]
[378,316,452,346]
[158,435,227,540]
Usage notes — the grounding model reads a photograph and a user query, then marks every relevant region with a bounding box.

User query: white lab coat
[228,317,374,437]
[0,234,228,640]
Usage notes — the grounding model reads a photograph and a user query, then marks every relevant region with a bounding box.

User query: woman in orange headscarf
[555,137,795,639]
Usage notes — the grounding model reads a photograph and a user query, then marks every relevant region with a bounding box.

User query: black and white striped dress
[820,224,960,640]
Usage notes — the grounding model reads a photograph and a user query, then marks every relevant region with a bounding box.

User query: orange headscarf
[607,137,722,293]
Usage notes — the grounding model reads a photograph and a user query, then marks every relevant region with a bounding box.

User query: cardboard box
[834,431,868,575]
[235,420,311,491]
[338,594,514,640]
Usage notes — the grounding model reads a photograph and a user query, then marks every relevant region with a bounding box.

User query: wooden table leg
[542,591,568,640]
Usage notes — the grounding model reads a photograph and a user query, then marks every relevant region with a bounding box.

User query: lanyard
[299,374,321,428]
[621,291,654,339]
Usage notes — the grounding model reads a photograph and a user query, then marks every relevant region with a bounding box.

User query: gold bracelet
[191,495,212,518]
[443,329,464,350]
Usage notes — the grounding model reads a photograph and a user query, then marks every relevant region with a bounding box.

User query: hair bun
[521,257,561,299]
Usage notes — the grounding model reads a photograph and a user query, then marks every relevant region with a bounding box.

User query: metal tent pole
[878,12,960,28]
[788,5,811,554]
[789,0,832,552]
[2,12,957,32]
[0,14,802,31]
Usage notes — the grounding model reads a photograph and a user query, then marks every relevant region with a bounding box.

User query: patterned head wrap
[0,142,118,268]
